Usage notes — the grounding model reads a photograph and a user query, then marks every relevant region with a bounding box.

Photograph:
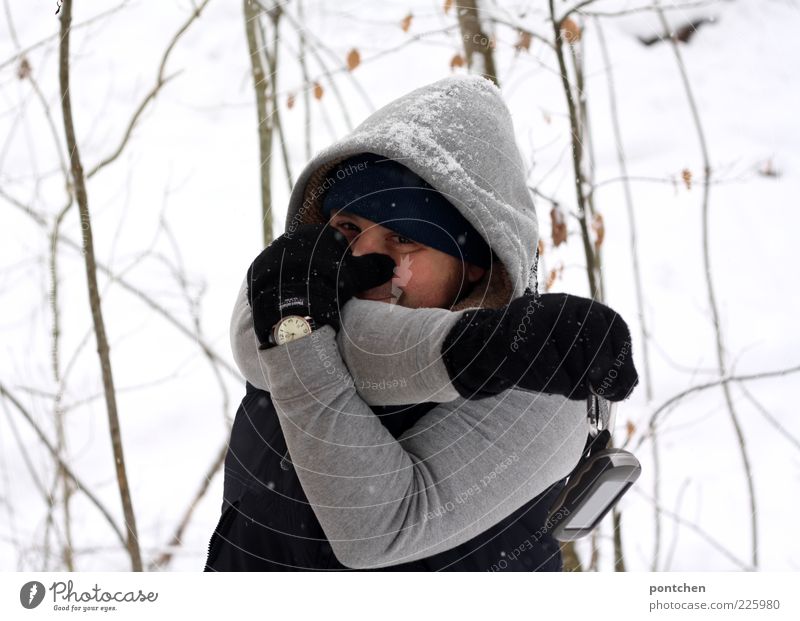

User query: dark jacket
[205,381,565,572]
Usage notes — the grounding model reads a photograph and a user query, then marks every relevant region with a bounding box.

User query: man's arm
[230,275,460,404]
[263,324,589,569]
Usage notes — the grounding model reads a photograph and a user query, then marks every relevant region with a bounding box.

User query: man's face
[329,209,486,309]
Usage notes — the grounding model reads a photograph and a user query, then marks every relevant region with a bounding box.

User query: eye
[332,220,360,236]
[392,234,417,246]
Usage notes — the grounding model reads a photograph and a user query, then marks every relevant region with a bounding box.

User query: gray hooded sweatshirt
[232,75,589,568]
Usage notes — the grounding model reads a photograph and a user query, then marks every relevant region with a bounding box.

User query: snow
[0,0,798,572]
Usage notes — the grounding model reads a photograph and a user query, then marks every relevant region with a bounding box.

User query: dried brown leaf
[758,158,780,178]
[514,30,532,54]
[450,53,465,70]
[561,18,582,44]
[286,93,296,110]
[346,48,361,71]
[17,57,31,80]
[681,168,692,190]
[401,13,413,33]
[545,264,564,292]
[444,0,453,14]
[625,420,636,443]
[592,212,605,250]
[550,206,567,247]
[313,81,324,100]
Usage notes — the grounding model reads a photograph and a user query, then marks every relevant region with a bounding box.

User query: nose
[349,224,389,257]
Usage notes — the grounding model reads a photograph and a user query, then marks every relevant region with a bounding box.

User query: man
[205,76,638,571]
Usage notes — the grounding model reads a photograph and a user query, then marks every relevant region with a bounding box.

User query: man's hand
[442,292,639,402]
[247,223,396,346]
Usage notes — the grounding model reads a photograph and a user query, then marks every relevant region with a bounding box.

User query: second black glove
[441,292,639,402]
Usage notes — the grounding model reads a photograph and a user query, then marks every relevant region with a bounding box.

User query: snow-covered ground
[0,0,798,571]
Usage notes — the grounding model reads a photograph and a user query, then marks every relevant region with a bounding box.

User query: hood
[284,75,539,311]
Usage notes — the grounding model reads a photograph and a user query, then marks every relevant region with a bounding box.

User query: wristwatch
[259,315,316,350]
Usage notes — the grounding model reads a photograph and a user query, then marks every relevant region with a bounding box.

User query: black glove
[441,292,639,402]
[246,223,396,347]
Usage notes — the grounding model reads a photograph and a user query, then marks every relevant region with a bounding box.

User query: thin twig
[0,395,51,516]
[457,0,499,85]
[548,0,604,569]
[663,479,691,571]
[611,508,625,570]
[244,0,276,245]
[296,0,312,161]
[479,3,554,51]
[558,0,601,25]
[136,214,235,570]
[6,0,78,570]
[48,167,76,576]
[594,16,653,401]
[548,0,599,298]
[595,14,659,569]
[0,1,130,72]
[632,486,754,570]
[274,0,373,123]
[577,0,730,19]
[258,6,293,192]
[59,0,142,571]
[0,413,22,567]
[633,362,800,451]
[2,190,243,381]
[85,0,212,179]
[0,382,127,547]
[736,381,800,453]
[272,22,459,104]
[148,442,228,570]
[655,1,758,569]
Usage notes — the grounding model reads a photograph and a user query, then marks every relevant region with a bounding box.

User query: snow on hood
[285,74,539,310]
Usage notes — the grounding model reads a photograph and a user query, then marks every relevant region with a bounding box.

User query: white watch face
[275,316,313,345]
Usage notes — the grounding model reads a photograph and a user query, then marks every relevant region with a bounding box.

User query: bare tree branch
[736,381,800,454]
[258,4,294,192]
[558,0,601,26]
[1,189,243,381]
[0,1,130,72]
[85,0,212,179]
[148,442,228,571]
[594,14,659,569]
[296,0,313,161]
[548,0,599,298]
[594,17,653,402]
[0,381,127,548]
[632,486,754,570]
[577,0,729,19]
[633,362,800,451]
[663,479,691,570]
[654,1,758,569]
[456,0,499,85]
[59,0,142,571]
[244,0,276,245]
[271,20,459,104]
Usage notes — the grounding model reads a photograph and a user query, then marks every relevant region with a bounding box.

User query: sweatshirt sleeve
[230,275,460,404]
[262,324,589,569]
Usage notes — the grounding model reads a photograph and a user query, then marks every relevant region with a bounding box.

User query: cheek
[400,256,462,307]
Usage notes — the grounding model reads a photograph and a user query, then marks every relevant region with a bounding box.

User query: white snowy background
[0,0,798,571]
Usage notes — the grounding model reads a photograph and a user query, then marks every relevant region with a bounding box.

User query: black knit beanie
[320,152,494,269]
